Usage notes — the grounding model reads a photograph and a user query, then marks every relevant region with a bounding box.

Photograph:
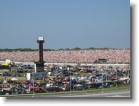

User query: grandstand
[0,49,130,64]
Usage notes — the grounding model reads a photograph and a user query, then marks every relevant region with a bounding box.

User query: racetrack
[56,90,130,98]
[11,89,130,99]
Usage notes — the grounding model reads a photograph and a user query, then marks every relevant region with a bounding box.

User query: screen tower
[35,37,45,72]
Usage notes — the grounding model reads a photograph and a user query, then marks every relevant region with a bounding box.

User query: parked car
[46,86,64,92]
[73,84,83,90]
[93,81,113,88]
[62,70,70,76]
[29,86,45,93]
[3,72,11,76]
[0,88,12,95]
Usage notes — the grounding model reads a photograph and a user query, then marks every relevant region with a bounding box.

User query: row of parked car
[0,64,130,95]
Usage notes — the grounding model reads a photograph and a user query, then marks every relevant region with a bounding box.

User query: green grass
[1,85,130,97]
[0,77,5,80]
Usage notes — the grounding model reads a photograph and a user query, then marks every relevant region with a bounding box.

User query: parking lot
[0,63,130,97]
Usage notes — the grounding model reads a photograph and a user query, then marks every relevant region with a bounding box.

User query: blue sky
[0,0,130,49]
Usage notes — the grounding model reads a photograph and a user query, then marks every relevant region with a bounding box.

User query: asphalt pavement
[9,89,130,99]
[57,90,130,98]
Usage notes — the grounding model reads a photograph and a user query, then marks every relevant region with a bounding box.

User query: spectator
[0,49,130,63]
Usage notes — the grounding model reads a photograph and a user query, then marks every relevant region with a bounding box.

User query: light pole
[116,70,117,87]
[70,73,71,95]
[33,77,35,97]
[67,66,71,95]
[102,73,104,92]
[31,74,35,97]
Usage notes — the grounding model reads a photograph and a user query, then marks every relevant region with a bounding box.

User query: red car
[29,86,44,93]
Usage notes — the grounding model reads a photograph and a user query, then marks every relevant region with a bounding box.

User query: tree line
[0,47,130,52]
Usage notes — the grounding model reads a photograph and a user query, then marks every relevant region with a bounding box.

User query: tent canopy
[11,77,18,81]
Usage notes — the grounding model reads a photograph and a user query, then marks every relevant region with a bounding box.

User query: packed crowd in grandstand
[0,49,130,63]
